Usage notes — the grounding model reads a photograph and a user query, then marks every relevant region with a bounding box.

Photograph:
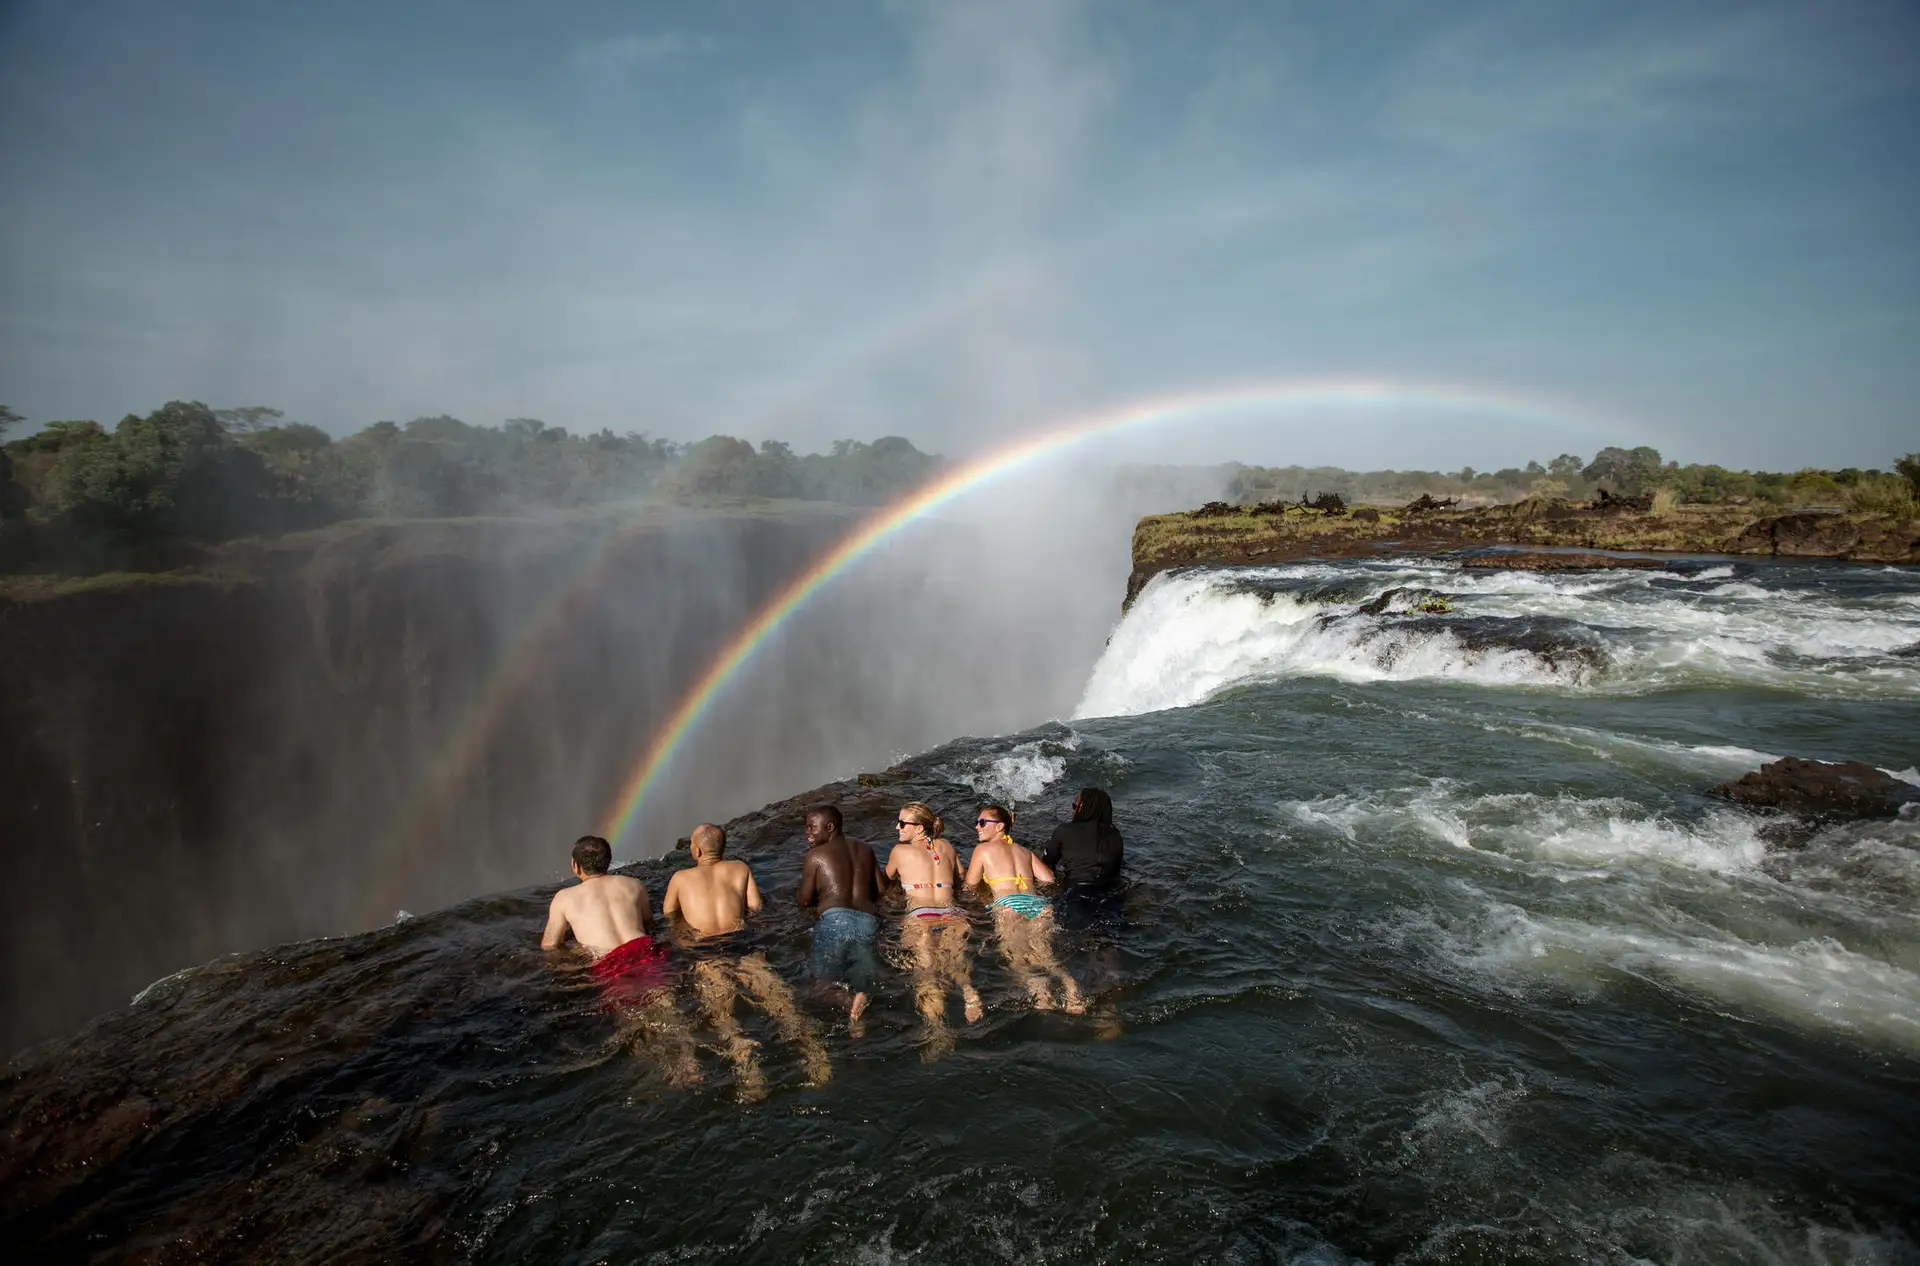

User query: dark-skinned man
[795,803,887,1029]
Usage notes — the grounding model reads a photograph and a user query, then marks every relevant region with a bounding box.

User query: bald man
[662,823,762,937]
[662,823,828,1097]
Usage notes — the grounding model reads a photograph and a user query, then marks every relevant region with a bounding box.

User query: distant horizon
[4,392,1912,479]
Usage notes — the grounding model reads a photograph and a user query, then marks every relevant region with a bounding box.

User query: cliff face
[0,508,859,1053]
[1125,501,1920,606]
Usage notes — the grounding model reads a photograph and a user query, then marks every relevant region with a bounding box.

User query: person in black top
[1039,787,1124,892]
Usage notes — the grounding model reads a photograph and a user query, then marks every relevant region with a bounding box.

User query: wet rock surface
[1457,552,1672,572]
[1125,500,1919,609]
[1713,758,1919,819]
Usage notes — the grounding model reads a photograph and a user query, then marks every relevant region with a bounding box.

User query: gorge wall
[1,509,882,1053]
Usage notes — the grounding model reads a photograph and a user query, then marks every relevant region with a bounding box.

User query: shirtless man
[795,804,886,1030]
[885,801,982,1055]
[542,834,654,955]
[662,823,762,937]
[662,824,827,1096]
[541,835,698,1085]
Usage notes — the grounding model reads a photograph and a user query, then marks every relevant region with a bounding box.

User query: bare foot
[1063,984,1087,1016]
[849,991,870,1023]
[963,988,984,1024]
[1029,983,1056,1012]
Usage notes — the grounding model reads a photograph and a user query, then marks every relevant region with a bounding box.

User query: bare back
[797,835,883,915]
[663,859,760,938]
[965,837,1052,901]
[544,874,652,955]
[887,838,960,910]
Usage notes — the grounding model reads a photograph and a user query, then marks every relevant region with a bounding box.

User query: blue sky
[1,0,1915,469]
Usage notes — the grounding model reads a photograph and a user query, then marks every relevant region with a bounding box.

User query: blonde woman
[885,802,982,1051]
[964,804,1085,1013]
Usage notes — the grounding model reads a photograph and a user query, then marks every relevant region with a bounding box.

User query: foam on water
[1284,781,1771,876]
[1418,901,1920,1053]
[945,735,1077,805]
[1077,560,1920,715]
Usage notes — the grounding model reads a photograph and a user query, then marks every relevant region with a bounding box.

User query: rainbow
[599,377,1624,851]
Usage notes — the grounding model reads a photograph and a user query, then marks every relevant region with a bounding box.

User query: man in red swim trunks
[541,835,698,1084]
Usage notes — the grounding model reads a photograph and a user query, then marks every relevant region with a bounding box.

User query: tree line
[3,402,1916,574]
[0,402,943,571]
[1225,445,1920,515]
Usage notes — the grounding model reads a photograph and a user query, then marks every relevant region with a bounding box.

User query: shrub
[1845,474,1916,516]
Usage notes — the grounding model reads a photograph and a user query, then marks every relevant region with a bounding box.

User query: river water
[5,556,1918,1263]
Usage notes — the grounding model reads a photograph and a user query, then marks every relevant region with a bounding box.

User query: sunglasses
[974,818,1001,827]
[895,819,917,828]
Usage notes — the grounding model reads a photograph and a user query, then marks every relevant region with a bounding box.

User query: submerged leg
[1026,912,1084,1014]
[625,991,702,1088]
[994,909,1050,1010]
[736,952,830,1087]
[694,958,764,1103]
[939,919,982,1024]
[902,918,952,1060]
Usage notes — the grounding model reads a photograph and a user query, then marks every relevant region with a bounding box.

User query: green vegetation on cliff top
[3,398,1916,583]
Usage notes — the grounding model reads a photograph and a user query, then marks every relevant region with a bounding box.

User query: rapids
[4,555,1917,1263]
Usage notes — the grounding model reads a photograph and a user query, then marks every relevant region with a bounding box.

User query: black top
[1039,819,1124,889]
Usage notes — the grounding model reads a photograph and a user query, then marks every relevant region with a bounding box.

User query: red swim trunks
[591,936,671,1009]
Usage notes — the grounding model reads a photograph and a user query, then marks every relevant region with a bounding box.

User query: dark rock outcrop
[1724,512,1920,559]
[1712,758,1919,819]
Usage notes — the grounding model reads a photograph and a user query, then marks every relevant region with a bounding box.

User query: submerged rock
[1713,758,1919,819]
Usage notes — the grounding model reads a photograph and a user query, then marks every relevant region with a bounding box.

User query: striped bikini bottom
[989,893,1052,920]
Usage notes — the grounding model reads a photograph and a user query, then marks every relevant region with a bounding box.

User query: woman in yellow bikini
[964,804,1085,1013]
[885,802,982,1053]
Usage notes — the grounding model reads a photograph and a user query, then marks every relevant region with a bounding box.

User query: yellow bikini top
[981,840,1031,890]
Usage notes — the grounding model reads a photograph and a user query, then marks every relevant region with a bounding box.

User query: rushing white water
[1076,559,1920,717]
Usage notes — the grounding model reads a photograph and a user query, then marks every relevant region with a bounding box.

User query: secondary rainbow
[601,377,1625,849]
[352,493,678,925]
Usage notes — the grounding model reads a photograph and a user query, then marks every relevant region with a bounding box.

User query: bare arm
[1031,852,1057,886]
[795,853,819,907]
[964,847,986,894]
[541,892,571,950]
[884,845,901,881]
[661,874,681,921]
[744,868,763,915]
[635,883,654,937]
